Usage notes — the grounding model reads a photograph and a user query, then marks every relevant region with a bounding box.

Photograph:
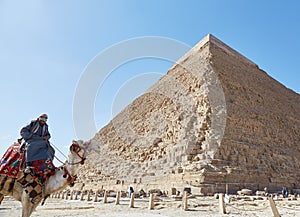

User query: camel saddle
[0,142,57,203]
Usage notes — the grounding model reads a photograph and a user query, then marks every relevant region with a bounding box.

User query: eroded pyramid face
[79,34,300,193]
[87,36,227,180]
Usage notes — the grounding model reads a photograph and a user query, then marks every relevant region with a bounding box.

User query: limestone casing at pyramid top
[177,34,258,68]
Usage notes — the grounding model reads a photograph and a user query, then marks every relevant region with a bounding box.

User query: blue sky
[0,0,299,162]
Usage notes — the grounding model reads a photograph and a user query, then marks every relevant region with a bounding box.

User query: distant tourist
[282,186,288,198]
[264,187,269,196]
[129,186,134,197]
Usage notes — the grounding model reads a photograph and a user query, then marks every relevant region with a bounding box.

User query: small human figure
[128,186,134,197]
[264,187,269,196]
[282,186,288,198]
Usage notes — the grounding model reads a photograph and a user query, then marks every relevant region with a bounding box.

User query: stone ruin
[77,34,300,195]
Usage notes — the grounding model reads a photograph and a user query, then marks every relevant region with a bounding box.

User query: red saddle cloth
[0,142,24,178]
[0,142,57,203]
[0,142,56,182]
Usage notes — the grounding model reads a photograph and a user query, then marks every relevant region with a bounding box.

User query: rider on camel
[20,114,55,172]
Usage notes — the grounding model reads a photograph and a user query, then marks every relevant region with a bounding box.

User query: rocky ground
[1,195,300,217]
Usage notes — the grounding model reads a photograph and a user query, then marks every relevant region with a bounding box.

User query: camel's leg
[21,192,32,217]
[21,192,39,217]
[0,193,4,204]
[27,202,39,217]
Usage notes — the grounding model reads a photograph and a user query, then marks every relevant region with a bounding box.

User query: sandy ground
[1,195,300,217]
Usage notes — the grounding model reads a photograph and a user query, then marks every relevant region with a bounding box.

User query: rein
[50,140,91,186]
[50,141,89,165]
[49,142,67,164]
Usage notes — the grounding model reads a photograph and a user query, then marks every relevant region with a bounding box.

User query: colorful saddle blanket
[0,142,56,203]
[0,142,24,177]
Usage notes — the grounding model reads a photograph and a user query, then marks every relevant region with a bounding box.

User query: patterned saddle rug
[0,141,57,203]
[0,142,24,177]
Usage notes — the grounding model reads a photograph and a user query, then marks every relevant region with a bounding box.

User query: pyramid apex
[195,33,221,46]
[195,34,257,67]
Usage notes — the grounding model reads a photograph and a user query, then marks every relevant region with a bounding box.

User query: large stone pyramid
[78,34,300,194]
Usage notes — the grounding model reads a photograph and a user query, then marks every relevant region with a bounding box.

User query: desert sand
[1,195,300,217]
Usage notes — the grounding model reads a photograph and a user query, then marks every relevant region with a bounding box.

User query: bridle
[67,143,87,165]
[63,166,77,187]
[62,141,91,186]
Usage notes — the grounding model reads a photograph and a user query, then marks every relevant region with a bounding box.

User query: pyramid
[78,34,300,194]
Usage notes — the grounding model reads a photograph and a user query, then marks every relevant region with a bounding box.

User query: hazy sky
[0,0,299,162]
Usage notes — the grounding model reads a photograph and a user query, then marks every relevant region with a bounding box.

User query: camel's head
[68,140,91,166]
[64,139,92,186]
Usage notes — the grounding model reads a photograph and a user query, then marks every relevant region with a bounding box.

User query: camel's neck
[44,148,85,195]
[44,168,68,195]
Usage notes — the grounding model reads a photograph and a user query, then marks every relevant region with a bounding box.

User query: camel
[0,139,96,217]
